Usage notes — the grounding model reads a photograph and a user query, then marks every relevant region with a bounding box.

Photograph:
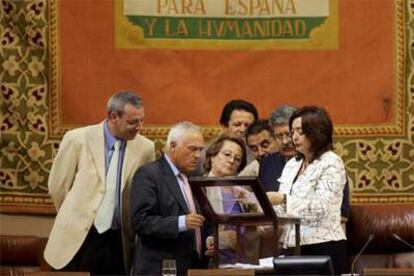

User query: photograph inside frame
[189,176,277,224]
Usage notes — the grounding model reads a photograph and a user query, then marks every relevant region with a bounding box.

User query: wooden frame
[189,176,301,267]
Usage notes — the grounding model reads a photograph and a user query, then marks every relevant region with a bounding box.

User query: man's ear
[169,141,177,152]
[108,111,118,121]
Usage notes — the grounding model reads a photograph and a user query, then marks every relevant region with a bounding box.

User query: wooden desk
[188,269,254,276]
[363,268,414,275]
[26,273,89,276]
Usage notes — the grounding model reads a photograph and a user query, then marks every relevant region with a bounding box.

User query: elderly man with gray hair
[130,122,209,276]
[258,104,297,191]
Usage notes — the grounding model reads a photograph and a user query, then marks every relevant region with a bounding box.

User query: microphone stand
[392,233,414,250]
[351,234,375,276]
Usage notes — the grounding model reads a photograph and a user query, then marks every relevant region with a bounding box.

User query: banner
[116,0,338,49]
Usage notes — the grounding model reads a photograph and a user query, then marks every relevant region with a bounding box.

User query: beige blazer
[44,122,155,271]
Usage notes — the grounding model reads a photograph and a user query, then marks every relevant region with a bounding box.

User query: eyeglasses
[219,151,242,164]
[275,132,292,140]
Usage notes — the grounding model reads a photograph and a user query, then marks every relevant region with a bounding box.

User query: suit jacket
[44,122,155,271]
[130,155,207,276]
[258,152,286,191]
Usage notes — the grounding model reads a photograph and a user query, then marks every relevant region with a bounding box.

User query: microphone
[351,234,375,276]
[392,233,414,250]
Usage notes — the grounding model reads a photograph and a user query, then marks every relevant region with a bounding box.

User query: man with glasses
[258,105,297,191]
[44,91,155,275]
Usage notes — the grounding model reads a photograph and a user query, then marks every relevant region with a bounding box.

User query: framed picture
[189,176,280,266]
[189,176,277,225]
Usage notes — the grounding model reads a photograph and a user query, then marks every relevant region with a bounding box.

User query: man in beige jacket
[44,91,155,275]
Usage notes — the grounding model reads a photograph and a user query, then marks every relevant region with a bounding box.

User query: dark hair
[289,106,333,163]
[246,119,274,139]
[204,134,247,174]
[219,99,259,127]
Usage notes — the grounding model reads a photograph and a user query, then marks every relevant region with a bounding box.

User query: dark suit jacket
[259,152,286,192]
[130,155,207,276]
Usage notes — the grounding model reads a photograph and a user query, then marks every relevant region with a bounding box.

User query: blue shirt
[104,121,126,229]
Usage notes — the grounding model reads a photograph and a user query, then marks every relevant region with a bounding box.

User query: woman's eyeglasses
[219,151,242,164]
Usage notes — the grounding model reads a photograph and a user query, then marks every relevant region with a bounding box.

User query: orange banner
[57,0,398,128]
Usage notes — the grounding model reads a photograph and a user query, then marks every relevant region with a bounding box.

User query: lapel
[85,122,106,186]
[159,156,189,214]
[122,136,141,191]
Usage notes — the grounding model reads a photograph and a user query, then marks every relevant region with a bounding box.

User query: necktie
[94,140,120,233]
[180,173,202,256]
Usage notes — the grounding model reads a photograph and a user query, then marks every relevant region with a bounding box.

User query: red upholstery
[347,204,414,270]
[1,204,413,274]
[0,235,50,275]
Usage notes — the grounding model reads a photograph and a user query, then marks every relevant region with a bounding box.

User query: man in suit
[44,91,155,275]
[130,122,207,276]
[259,105,298,191]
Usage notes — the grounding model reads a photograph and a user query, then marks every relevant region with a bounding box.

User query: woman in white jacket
[267,106,347,275]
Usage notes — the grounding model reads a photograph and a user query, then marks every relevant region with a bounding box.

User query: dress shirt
[164,154,190,232]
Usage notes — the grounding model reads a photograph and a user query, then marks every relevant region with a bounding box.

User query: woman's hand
[267,192,285,205]
[220,230,237,249]
[205,236,214,257]
[257,225,274,236]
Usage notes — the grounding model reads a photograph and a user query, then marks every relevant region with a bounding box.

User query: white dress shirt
[274,151,347,248]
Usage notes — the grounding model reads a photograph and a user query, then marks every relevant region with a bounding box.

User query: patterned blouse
[274,151,347,248]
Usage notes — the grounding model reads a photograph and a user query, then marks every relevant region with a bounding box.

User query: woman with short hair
[204,134,248,264]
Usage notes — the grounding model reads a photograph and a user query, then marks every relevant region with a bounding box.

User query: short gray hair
[107,91,143,115]
[166,121,202,151]
[269,105,297,126]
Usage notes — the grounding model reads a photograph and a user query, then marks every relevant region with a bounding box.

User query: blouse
[274,151,347,248]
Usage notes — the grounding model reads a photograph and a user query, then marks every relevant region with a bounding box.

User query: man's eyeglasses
[275,132,292,140]
[219,151,242,164]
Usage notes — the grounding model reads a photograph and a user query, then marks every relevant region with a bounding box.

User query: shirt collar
[164,154,180,177]
[104,121,124,150]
